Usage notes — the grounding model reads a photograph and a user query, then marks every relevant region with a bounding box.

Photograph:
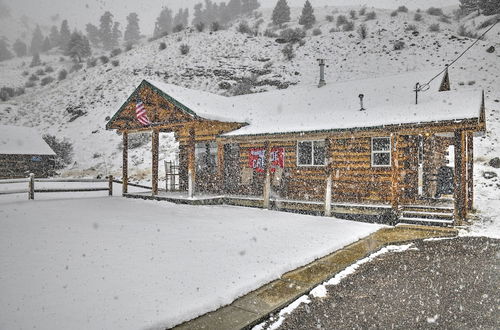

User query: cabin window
[371,137,391,167]
[297,140,326,166]
[195,142,217,173]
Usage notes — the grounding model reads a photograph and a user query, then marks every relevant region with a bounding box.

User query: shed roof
[0,125,56,155]
[143,70,483,137]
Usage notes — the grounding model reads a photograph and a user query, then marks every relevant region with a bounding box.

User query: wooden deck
[123,191,396,219]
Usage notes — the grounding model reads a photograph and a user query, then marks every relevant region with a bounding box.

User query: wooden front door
[224,144,240,194]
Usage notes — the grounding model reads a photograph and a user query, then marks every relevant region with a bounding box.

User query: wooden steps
[399,205,454,227]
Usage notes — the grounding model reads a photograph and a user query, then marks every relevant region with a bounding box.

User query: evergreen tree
[459,0,480,14]
[29,52,41,67]
[479,0,500,15]
[124,13,141,44]
[86,23,100,47]
[174,9,184,27]
[242,0,260,14]
[182,9,189,27]
[59,20,71,51]
[49,26,60,48]
[41,36,51,52]
[154,7,173,37]
[111,22,122,48]
[227,0,242,17]
[192,3,204,26]
[12,39,27,57]
[204,0,216,24]
[219,3,231,24]
[66,31,91,62]
[0,38,13,61]
[30,25,44,54]
[272,0,291,26]
[299,0,316,29]
[99,11,114,50]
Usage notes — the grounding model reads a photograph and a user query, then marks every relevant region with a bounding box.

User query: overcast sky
[2,0,460,37]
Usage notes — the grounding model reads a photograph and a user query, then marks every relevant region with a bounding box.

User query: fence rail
[0,174,114,199]
[112,179,152,190]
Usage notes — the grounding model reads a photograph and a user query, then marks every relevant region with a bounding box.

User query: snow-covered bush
[414,13,423,21]
[359,7,367,16]
[282,43,295,60]
[365,11,377,20]
[211,22,221,32]
[28,74,39,81]
[0,87,15,101]
[391,11,398,17]
[173,24,184,33]
[336,15,348,26]
[312,28,322,36]
[42,134,73,169]
[40,76,55,86]
[24,81,36,88]
[100,55,109,64]
[35,68,45,76]
[457,24,479,38]
[70,62,83,72]
[44,66,54,73]
[349,10,357,19]
[180,44,190,55]
[393,40,405,50]
[195,22,205,32]
[86,57,97,68]
[237,21,253,35]
[279,28,306,43]
[325,15,334,22]
[427,7,443,16]
[30,53,41,67]
[58,69,67,81]
[159,42,167,50]
[405,24,418,32]
[111,60,120,67]
[397,6,409,13]
[429,23,440,32]
[439,16,451,24]
[110,48,122,57]
[264,29,279,38]
[343,21,355,31]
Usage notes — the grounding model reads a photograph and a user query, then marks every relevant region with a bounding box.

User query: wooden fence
[0,174,115,200]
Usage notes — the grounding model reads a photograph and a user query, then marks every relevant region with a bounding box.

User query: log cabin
[106,70,487,226]
[0,125,56,178]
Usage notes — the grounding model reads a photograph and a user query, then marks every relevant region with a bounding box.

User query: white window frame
[297,140,326,167]
[371,137,392,167]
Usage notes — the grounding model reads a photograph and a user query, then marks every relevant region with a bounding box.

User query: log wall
[0,154,55,179]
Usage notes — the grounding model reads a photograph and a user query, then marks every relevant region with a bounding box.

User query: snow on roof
[146,70,483,137]
[0,125,56,155]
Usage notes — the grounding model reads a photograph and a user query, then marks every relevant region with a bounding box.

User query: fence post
[29,173,35,200]
[108,175,113,196]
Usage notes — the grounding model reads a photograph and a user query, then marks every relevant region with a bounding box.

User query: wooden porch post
[263,141,271,209]
[217,142,225,194]
[122,132,128,195]
[390,133,400,211]
[454,131,467,224]
[152,129,159,196]
[187,127,196,198]
[467,132,474,211]
[324,138,333,217]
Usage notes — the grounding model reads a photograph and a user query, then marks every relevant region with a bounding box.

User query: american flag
[135,100,151,126]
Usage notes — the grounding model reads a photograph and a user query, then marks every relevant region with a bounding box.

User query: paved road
[265,237,500,329]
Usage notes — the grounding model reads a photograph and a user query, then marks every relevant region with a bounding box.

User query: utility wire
[418,18,499,92]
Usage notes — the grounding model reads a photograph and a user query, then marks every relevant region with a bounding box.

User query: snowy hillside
[0,6,499,184]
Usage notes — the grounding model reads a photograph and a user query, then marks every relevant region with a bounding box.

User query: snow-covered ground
[0,193,381,329]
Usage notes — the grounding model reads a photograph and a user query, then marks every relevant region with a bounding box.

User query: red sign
[248,147,285,173]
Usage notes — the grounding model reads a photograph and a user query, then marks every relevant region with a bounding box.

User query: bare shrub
[357,24,368,39]
[40,76,55,86]
[180,44,190,55]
